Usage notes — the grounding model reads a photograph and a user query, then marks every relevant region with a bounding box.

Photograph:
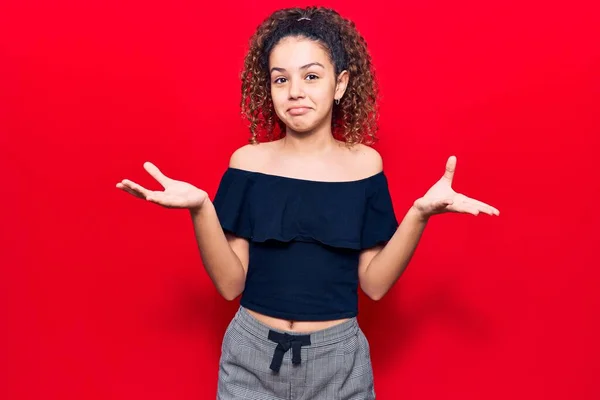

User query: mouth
[287,107,311,116]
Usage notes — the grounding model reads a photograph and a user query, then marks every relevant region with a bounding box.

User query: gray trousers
[217,306,376,400]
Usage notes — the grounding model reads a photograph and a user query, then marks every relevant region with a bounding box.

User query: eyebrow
[270,62,325,74]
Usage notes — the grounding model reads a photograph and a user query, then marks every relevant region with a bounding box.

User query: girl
[116,6,499,400]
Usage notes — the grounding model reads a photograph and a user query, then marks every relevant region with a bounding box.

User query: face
[268,36,348,134]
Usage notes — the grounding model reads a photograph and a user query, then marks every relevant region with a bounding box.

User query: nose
[288,78,305,99]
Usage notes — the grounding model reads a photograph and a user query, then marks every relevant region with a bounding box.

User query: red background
[1,0,599,399]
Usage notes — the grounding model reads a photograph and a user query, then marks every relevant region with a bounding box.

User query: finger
[120,179,152,198]
[450,203,480,216]
[465,198,500,216]
[116,182,146,200]
[434,198,454,209]
[145,192,169,206]
[144,162,171,187]
[477,204,499,216]
[463,206,480,216]
[442,155,457,183]
[473,206,494,216]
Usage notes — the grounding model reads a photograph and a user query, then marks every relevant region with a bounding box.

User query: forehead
[269,36,332,69]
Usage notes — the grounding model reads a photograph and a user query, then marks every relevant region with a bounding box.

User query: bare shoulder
[229,142,272,170]
[347,143,383,176]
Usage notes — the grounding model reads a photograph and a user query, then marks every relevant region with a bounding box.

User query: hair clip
[297,17,311,21]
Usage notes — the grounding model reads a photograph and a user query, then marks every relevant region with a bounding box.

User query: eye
[274,77,287,84]
[306,74,319,80]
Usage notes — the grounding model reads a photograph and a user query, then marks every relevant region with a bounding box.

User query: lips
[288,107,311,116]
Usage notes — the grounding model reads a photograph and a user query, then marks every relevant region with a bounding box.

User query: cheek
[270,91,288,119]
[311,92,334,112]
[270,90,285,108]
[310,84,335,103]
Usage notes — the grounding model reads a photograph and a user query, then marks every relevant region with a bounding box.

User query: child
[116,6,499,399]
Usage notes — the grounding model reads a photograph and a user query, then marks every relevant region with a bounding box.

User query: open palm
[116,162,208,210]
[413,156,500,219]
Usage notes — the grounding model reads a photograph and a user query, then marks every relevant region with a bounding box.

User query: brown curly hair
[240,6,380,146]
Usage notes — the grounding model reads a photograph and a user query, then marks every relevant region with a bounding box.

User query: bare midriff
[245,308,350,333]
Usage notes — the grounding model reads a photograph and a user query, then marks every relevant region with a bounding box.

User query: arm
[189,202,249,301]
[116,153,251,301]
[358,207,428,301]
[191,146,258,300]
[358,155,500,301]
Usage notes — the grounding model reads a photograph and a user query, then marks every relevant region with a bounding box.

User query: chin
[285,120,315,133]
[290,125,318,134]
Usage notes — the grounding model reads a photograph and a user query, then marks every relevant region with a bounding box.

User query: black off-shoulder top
[212,167,398,321]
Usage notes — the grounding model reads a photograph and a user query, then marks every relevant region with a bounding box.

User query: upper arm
[356,144,386,281]
[224,144,261,275]
[225,232,250,275]
[358,244,383,282]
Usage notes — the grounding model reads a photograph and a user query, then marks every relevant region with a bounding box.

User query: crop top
[212,167,399,321]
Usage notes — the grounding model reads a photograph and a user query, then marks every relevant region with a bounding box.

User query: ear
[334,70,349,101]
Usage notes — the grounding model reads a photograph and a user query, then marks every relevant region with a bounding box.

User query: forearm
[189,201,246,300]
[361,206,428,300]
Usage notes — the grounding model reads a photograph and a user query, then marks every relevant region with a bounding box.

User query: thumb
[442,155,457,184]
[144,162,171,187]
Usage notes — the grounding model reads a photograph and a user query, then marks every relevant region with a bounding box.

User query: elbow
[362,286,388,302]
[366,291,385,301]
[222,293,239,301]
[360,275,388,301]
[220,288,242,301]
[219,284,244,301]
[220,291,241,301]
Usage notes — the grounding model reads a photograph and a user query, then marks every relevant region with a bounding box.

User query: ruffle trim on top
[212,168,398,250]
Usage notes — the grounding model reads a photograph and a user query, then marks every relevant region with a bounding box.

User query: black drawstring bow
[267,330,311,373]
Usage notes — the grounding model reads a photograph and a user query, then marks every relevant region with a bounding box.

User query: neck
[282,121,338,156]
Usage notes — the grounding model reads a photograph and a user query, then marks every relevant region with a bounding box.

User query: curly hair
[240,6,380,146]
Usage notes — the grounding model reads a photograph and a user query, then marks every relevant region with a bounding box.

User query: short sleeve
[361,174,398,249]
[212,168,254,239]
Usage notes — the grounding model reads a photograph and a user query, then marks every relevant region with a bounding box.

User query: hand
[412,156,500,220]
[116,162,208,210]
